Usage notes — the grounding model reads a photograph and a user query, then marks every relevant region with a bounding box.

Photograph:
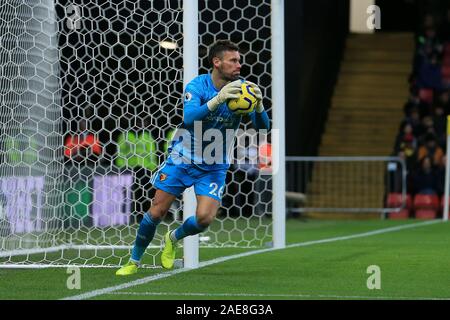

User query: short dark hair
[208,40,239,67]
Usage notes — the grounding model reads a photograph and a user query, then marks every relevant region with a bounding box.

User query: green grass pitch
[0,219,449,300]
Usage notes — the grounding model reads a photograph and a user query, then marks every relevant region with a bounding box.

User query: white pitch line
[287,219,440,249]
[61,220,442,300]
[108,291,450,300]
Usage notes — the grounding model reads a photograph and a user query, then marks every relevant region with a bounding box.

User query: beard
[222,74,240,83]
[228,73,240,81]
[219,68,240,82]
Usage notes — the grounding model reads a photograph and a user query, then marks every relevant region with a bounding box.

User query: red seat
[386,193,411,208]
[413,194,439,219]
[413,194,439,209]
[388,209,410,220]
[419,89,434,105]
[386,193,411,220]
[415,209,437,219]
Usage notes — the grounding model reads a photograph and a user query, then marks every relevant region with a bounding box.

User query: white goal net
[0,0,278,268]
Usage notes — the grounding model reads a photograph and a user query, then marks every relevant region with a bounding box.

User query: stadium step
[328,107,402,114]
[323,126,398,133]
[327,110,404,119]
[320,138,396,147]
[323,126,400,134]
[337,74,408,87]
[340,62,411,74]
[345,32,414,50]
[308,184,386,193]
[333,85,410,98]
[314,32,414,215]
[319,145,394,153]
[343,50,413,62]
[332,97,406,109]
[324,117,400,126]
[326,114,402,123]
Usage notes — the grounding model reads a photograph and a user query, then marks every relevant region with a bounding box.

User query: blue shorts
[151,162,227,202]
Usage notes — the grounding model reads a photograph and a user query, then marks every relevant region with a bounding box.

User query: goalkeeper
[116,40,270,275]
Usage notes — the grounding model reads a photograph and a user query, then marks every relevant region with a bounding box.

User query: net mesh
[0,0,273,267]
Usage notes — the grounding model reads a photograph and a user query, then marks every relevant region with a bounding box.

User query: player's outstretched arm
[247,82,270,130]
[183,80,242,127]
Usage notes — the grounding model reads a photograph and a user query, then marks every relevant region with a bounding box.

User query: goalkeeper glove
[246,81,264,113]
[207,79,242,112]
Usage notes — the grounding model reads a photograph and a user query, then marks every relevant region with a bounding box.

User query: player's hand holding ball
[207,79,242,112]
[245,81,264,113]
[227,81,263,115]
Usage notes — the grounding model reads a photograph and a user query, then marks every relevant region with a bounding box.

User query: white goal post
[182,0,199,270]
[0,0,286,269]
[443,115,450,222]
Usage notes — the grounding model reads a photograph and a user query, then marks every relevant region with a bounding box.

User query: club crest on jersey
[160,173,167,181]
[185,92,192,102]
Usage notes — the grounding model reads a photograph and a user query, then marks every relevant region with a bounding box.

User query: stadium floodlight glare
[160,40,178,50]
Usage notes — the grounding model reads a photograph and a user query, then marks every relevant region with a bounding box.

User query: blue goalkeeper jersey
[166,73,270,171]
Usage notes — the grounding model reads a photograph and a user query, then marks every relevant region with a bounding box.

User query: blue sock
[172,216,207,242]
[130,213,160,263]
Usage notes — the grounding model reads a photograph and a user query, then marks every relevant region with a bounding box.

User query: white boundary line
[108,291,450,300]
[61,220,441,300]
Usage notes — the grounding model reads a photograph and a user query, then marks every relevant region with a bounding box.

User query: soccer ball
[227,82,257,114]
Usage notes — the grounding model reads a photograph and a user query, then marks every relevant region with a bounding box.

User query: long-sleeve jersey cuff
[252,109,270,130]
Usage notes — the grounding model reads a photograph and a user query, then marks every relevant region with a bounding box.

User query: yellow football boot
[115,261,139,276]
[161,231,178,269]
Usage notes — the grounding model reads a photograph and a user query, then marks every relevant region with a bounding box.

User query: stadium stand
[390,8,450,219]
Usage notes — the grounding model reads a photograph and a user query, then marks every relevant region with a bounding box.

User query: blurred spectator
[436,154,447,196]
[403,93,430,117]
[418,133,445,167]
[422,13,436,31]
[438,90,450,113]
[403,107,425,136]
[416,116,436,145]
[394,122,417,153]
[412,156,440,195]
[432,104,447,148]
[438,9,450,41]
[398,131,418,177]
[413,26,440,76]
[418,26,443,58]
[401,138,418,172]
[416,53,444,91]
[64,118,102,165]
